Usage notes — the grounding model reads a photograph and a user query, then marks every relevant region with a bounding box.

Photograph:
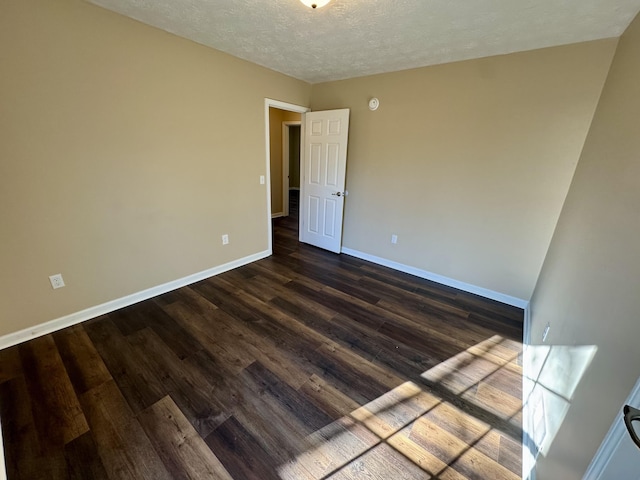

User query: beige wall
[269,108,301,215]
[311,40,617,301]
[529,13,640,479]
[0,0,310,337]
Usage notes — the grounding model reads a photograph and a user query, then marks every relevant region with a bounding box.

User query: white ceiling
[88,0,640,83]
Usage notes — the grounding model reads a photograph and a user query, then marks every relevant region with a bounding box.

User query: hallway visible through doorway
[272,190,299,254]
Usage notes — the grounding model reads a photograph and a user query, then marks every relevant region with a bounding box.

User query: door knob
[624,405,640,449]
[331,191,347,197]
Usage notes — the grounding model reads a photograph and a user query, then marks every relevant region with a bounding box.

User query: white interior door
[300,109,350,254]
[584,377,640,479]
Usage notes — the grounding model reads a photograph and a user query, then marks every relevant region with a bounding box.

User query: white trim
[340,247,529,308]
[266,99,309,112]
[522,303,536,480]
[523,304,532,345]
[0,418,5,480]
[282,121,301,217]
[264,99,309,253]
[583,377,640,479]
[272,212,284,219]
[0,250,270,351]
[299,116,306,243]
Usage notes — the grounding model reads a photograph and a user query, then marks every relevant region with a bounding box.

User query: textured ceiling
[88,0,640,83]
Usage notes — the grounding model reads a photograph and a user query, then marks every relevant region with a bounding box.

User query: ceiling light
[300,0,331,9]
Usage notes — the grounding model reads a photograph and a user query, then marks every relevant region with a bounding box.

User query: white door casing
[300,109,350,254]
[584,376,640,479]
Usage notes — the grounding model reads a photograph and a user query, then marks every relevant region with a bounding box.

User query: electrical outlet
[222,234,229,245]
[542,323,551,342]
[260,175,265,185]
[49,274,65,289]
[391,234,398,244]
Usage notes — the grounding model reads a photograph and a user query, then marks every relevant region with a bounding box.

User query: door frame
[583,375,640,479]
[282,121,301,218]
[264,99,310,254]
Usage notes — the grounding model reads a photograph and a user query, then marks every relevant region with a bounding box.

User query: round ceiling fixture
[300,0,331,9]
[368,98,380,111]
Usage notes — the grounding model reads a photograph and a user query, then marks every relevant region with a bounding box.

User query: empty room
[2,0,640,479]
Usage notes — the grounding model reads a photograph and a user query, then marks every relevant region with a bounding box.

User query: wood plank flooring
[0,192,524,479]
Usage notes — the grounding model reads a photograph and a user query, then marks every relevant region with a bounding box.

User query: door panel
[324,199,337,236]
[300,109,350,253]
[308,196,320,233]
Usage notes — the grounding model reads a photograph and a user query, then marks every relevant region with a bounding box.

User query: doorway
[264,100,350,255]
[275,122,301,254]
[264,99,309,254]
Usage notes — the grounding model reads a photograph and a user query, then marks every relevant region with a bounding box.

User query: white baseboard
[271,212,284,219]
[340,247,529,309]
[0,249,271,351]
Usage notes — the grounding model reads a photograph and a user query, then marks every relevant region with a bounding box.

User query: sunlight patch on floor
[278,335,524,480]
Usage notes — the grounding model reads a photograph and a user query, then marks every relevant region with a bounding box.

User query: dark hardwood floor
[0,191,524,479]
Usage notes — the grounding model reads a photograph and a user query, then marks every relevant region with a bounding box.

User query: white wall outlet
[260,175,265,185]
[222,234,229,245]
[49,273,65,289]
[542,322,551,342]
[391,234,398,244]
